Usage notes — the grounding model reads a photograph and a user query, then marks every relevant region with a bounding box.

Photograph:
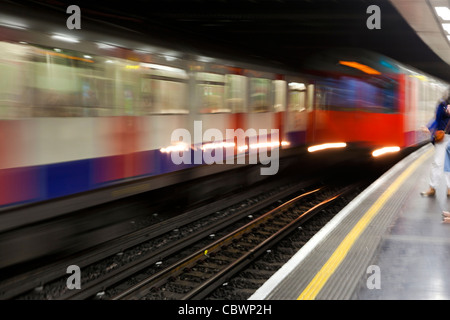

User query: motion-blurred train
[0,4,447,225]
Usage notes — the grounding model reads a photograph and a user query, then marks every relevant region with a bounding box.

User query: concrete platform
[249,144,450,300]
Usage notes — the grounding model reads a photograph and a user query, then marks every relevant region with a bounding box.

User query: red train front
[302,49,446,156]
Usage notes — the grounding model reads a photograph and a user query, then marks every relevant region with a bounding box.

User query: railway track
[108,184,357,300]
[3,178,319,300]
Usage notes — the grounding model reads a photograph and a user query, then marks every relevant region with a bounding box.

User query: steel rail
[111,187,326,300]
[1,178,313,300]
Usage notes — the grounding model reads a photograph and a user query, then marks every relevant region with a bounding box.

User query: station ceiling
[6,0,450,82]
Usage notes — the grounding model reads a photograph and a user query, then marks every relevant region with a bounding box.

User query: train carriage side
[0,20,299,209]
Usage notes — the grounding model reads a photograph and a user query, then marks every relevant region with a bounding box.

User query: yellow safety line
[297,147,432,300]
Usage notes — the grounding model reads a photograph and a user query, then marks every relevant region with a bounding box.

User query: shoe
[443,211,450,218]
[420,187,436,197]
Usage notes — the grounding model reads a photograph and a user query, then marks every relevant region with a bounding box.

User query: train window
[27,46,119,117]
[196,72,227,113]
[249,78,273,113]
[314,83,335,111]
[80,58,117,116]
[32,48,82,117]
[288,82,306,112]
[140,78,152,114]
[273,80,286,112]
[380,81,398,112]
[81,78,99,114]
[119,62,141,115]
[140,63,189,114]
[26,46,190,116]
[307,84,315,111]
[0,42,30,119]
[225,74,247,113]
[101,57,125,116]
[360,77,398,113]
[150,79,188,114]
[142,63,188,80]
[316,77,398,113]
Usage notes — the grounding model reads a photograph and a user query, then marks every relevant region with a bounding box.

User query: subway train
[0,4,447,229]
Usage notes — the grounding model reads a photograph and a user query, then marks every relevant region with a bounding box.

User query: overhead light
[435,7,450,20]
[0,19,27,30]
[308,142,347,153]
[0,23,26,30]
[140,62,187,76]
[442,23,450,33]
[372,146,400,157]
[83,55,92,59]
[197,56,213,63]
[134,48,153,54]
[164,55,177,62]
[53,48,61,52]
[51,34,79,43]
[410,74,428,81]
[125,65,140,69]
[96,42,117,50]
[288,82,306,90]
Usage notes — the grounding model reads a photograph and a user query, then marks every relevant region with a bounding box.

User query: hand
[420,126,430,133]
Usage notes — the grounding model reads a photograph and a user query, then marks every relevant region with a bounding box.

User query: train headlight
[372,146,400,157]
[307,142,347,153]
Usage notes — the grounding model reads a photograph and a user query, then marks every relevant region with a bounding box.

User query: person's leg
[444,137,450,196]
[440,137,450,222]
[422,143,442,196]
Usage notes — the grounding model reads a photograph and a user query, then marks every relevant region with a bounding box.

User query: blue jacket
[428,100,450,143]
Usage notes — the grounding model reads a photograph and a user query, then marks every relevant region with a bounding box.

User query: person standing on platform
[441,122,450,223]
[421,94,450,197]
[443,142,450,223]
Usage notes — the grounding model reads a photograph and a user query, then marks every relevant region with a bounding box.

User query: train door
[285,78,310,147]
[273,77,287,143]
[404,75,418,146]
